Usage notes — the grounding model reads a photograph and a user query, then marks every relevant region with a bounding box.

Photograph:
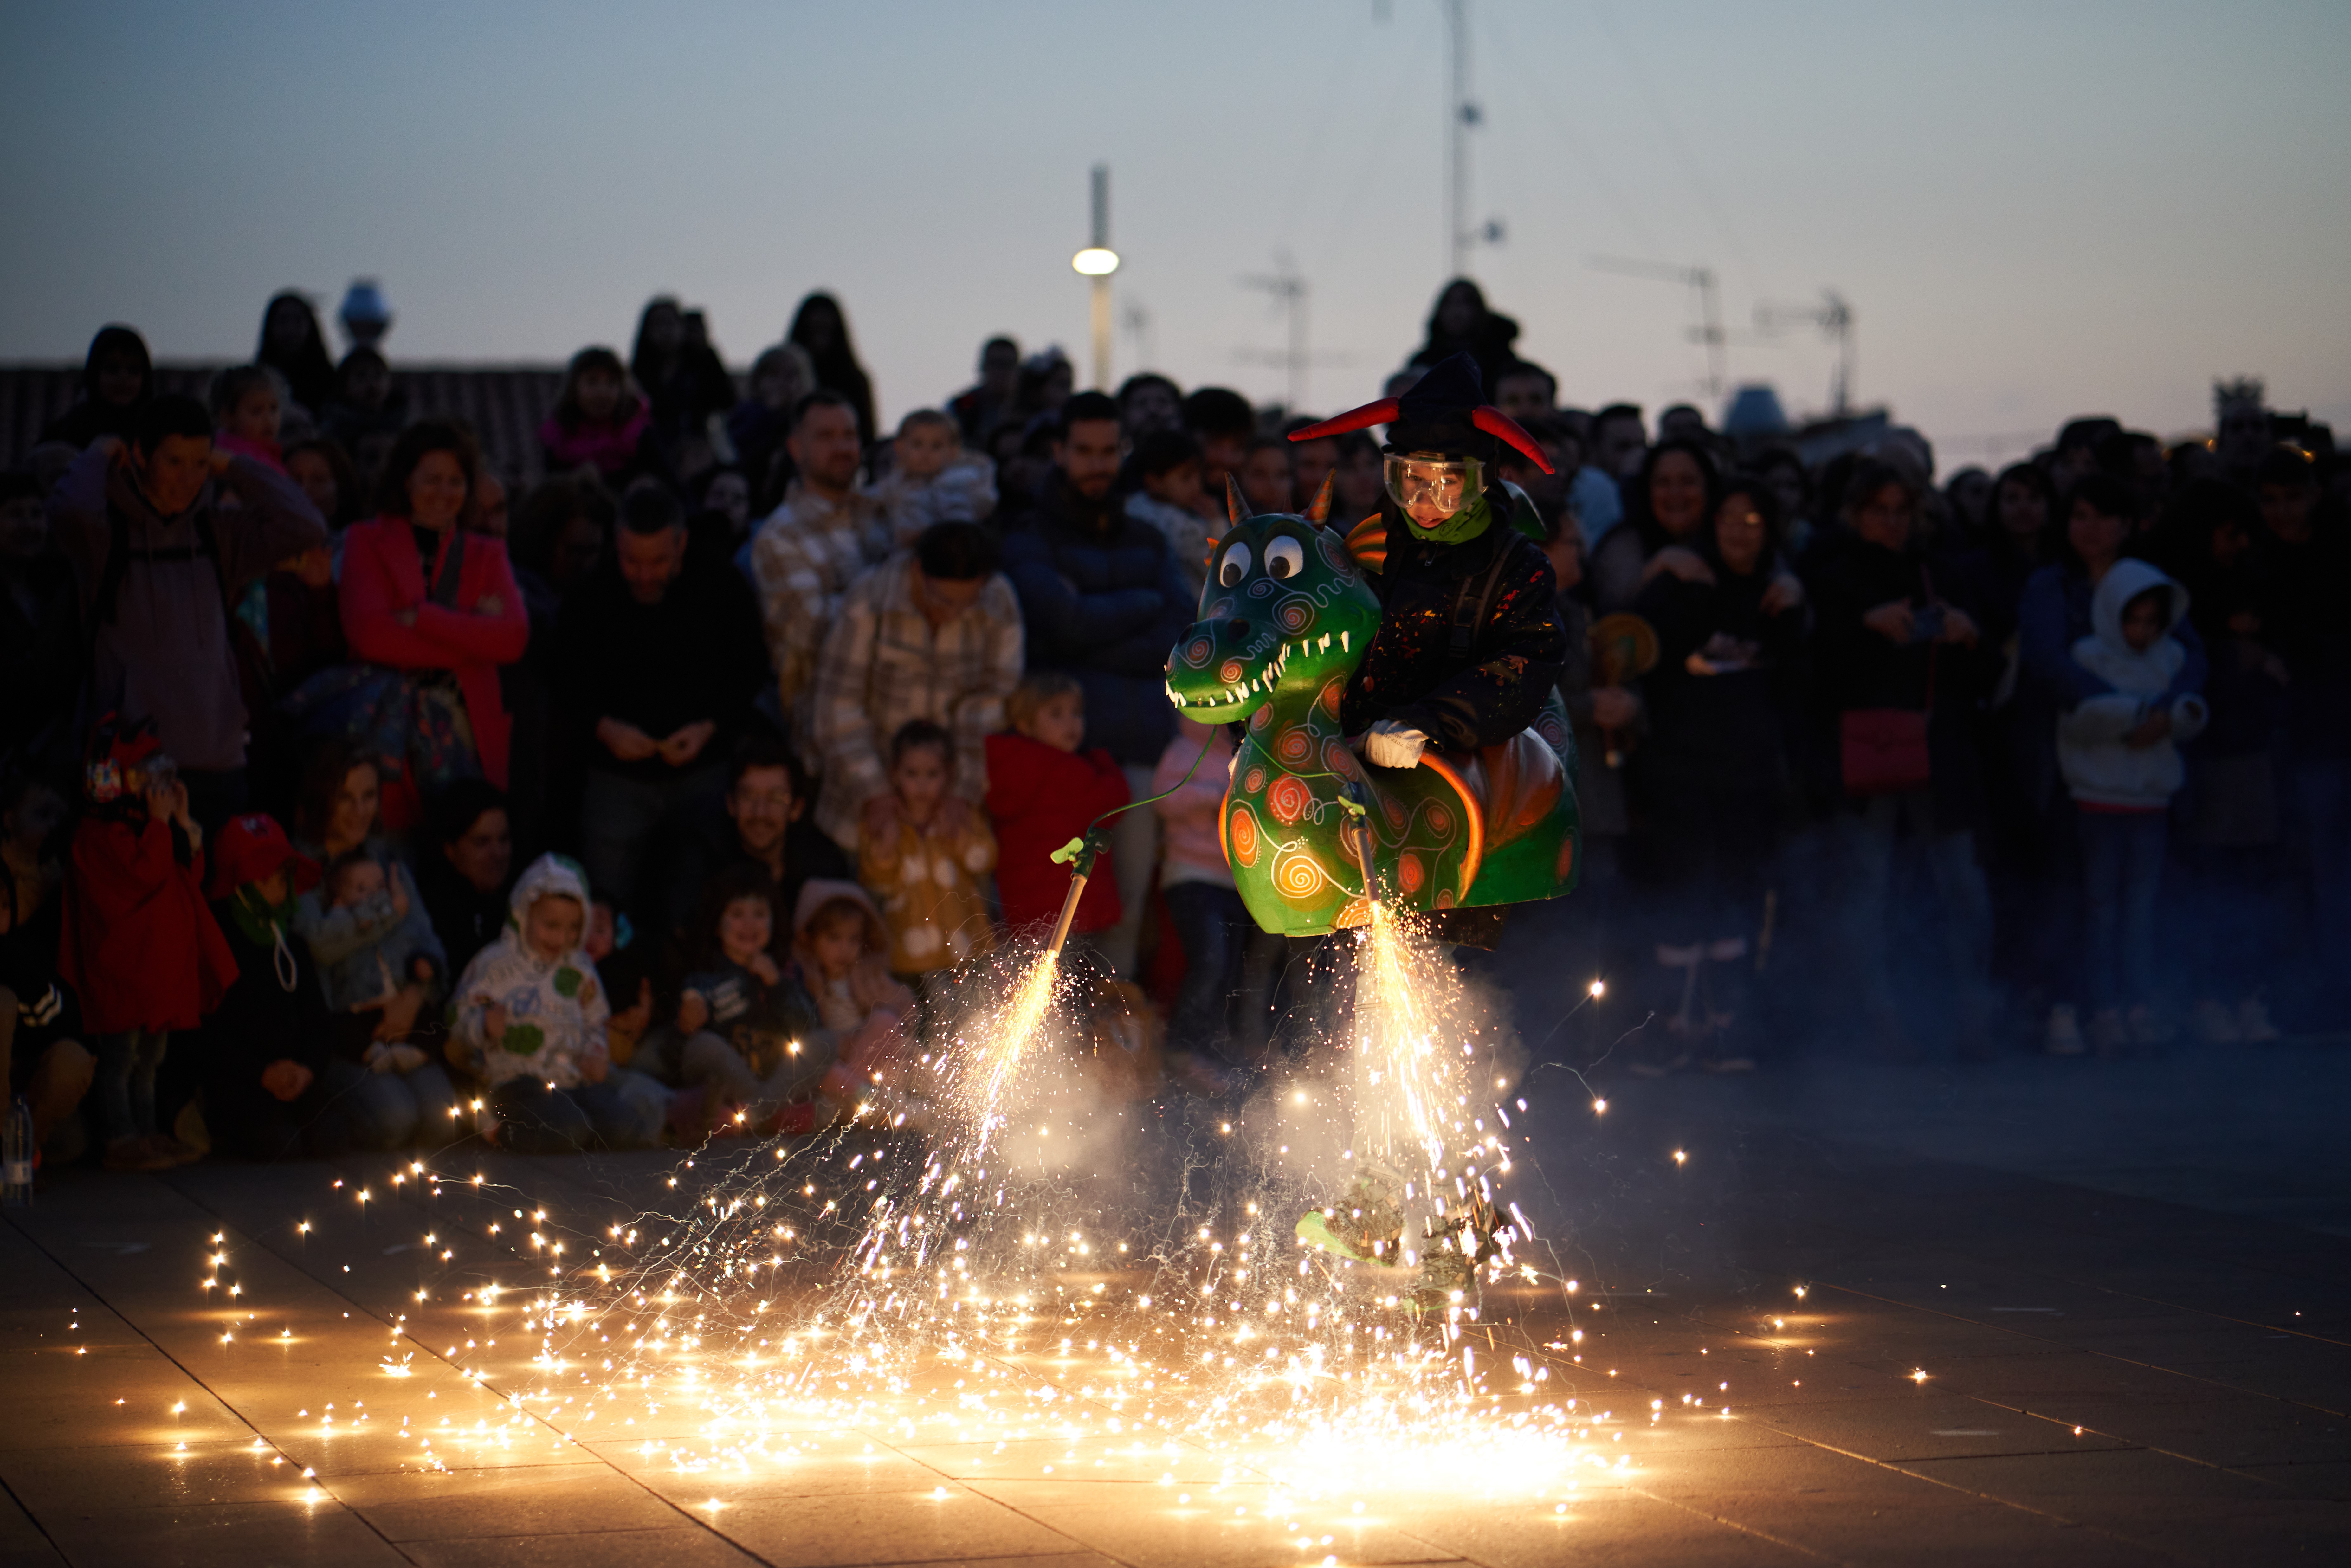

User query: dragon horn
[1225,476,1249,525]
[1302,472,1335,526]
[1470,405,1556,474]
[1286,397,1401,442]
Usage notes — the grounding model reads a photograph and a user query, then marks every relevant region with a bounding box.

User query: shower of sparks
[149,917,1655,1533]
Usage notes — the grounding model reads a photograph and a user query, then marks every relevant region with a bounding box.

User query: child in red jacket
[58,716,237,1171]
[983,673,1127,949]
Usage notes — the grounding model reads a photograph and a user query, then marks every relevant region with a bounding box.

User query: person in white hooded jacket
[2057,558,2207,1049]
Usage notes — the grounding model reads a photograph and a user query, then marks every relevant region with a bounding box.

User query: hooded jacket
[51,447,326,771]
[2057,559,2209,810]
[449,855,607,1089]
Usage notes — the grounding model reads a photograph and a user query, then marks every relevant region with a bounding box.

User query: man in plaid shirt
[748,390,892,747]
[809,522,1023,852]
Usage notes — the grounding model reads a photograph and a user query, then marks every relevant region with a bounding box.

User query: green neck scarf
[1400,488,1493,547]
[228,884,296,949]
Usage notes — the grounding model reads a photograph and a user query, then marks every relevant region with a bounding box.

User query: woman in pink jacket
[287,421,528,833]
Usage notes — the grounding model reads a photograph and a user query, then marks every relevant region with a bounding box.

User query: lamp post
[1071,164,1119,390]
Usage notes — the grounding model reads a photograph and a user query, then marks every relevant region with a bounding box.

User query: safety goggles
[1384,452,1481,521]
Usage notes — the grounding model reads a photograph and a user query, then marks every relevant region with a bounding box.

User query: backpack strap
[89,500,227,634]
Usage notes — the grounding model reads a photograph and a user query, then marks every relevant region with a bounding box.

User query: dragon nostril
[1226,619,1250,638]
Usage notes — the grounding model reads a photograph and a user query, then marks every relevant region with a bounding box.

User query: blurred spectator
[52,394,327,829]
[2056,561,2206,1051]
[787,292,877,443]
[1182,387,1255,503]
[59,716,235,1170]
[1117,373,1184,442]
[2212,380,2270,484]
[282,436,364,532]
[951,337,1023,449]
[1,470,81,771]
[2253,445,2351,1011]
[539,347,652,486]
[41,325,152,449]
[0,769,92,1166]
[415,778,514,980]
[1592,403,1648,482]
[1002,391,1191,976]
[208,364,287,471]
[557,481,768,936]
[867,409,997,545]
[1592,438,1717,614]
[706,737,848,942]
[1944,466,1993,542]
[1283,416,1339,516]
[1808,459,2000,1055]
[323,347,406,493]
[256,291,338,415]
[1153,714,1242,1091]
[291,421,527,838]
[187,813,343,1158]
[1017,349,1075,427]
[1626,476,1806,1073]
[1754,448,1811,556]
[1332,432,1385,523]
[1491,362,1555,424]
[1542,505,1636,899]
[639,865,828,1137]
[1657,404,1710,448]
[730,343,816,514]
[811,521,1020,851]
[1125,430,1212,598]
[293,840,458,1147]
[449,853,664,1152]
[985,673,1126,946]
[1237,435,1294,516]
[748,390,891,746]
[630,296,734,465]
[688,464,754,564]
[788,879,923,1116]
[856,719,997,995]
[1409,278,1521,393]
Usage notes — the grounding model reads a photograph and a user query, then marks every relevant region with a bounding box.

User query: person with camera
[1805,458,2000,1057]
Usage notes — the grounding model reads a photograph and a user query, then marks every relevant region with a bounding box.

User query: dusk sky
[4,0,2345,472]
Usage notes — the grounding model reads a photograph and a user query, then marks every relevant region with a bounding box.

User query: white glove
[1364,720,1429,770]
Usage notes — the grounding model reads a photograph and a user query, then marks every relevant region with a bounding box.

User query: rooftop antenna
[1443,0,1504,278]
[1587,254,1725,403]
[1755,290,1855,416]
[1239,255,1310,414]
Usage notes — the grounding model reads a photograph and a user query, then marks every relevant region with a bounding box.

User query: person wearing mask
[50,395,327,832]
[40,325,152,450]
[1002,391,1195,978]
[748,391,891,749]
[290,420,528,834]
[812,522,1022,854]
[786,292,877,444]
[557,481,769,936]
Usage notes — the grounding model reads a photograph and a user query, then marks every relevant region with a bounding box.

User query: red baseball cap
[205,813,321,900]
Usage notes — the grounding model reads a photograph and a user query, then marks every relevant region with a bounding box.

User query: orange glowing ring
[1276,600,1313,634]
[1320,679,1345,717]
[1185,636,1213,666]
[1218,658,1245,684]
[1276,726,1313,766]
[1267,774,1313,825]
[1243,765,1266,794]
[1397,851,1425,895]
[1417,750,1485,903]
[1228,804,1261,867]
[1271,848,1327,901]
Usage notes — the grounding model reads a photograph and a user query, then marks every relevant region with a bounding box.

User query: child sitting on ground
[858,719,996,1002]
[59,717,236,1172]
[450,855,664,1152]
[654,866,830,1137]
[294,844,461,1144]
[867,408,997,547]
[985,673,1126,951]
[2057,559,2209,1053]
[789,879,928,1123]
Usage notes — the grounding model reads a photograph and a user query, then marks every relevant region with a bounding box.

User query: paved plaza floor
[3,1001,2345,1566]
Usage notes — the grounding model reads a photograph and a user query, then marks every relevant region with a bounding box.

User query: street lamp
[1071,165,1119,389]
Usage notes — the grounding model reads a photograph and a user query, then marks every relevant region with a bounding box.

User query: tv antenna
[1444,0,1504,278]
[1754,290,1855,416]
[1238,257,1310,414]
[1587,255,1726,403]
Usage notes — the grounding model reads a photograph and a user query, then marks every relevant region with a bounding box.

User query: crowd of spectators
[1,278,2343,1174]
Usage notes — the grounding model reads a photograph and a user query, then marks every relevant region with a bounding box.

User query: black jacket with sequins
[1340,499,1569,753]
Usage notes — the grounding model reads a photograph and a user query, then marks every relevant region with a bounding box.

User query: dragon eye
[1217,541,1253,587]
[1264,536,1306,580]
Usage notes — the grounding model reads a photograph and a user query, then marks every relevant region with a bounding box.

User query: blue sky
[4,0,2345,469]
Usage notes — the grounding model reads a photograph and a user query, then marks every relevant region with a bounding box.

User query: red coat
[60,816,237,1035]
[985,732,1127,935]
[338,517,530,786]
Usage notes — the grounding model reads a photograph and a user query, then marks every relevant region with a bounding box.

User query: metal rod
[1047,867,1090,960]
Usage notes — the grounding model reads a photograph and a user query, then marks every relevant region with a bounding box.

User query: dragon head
[1164,477,1382,724]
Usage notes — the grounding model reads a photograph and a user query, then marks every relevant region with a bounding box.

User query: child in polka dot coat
[856,719,996,1001]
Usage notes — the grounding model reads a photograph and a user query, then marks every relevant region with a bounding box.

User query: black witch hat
[1284,351,1553,473]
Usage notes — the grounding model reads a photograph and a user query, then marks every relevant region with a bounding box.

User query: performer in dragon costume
[1161,351,1575,1300]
